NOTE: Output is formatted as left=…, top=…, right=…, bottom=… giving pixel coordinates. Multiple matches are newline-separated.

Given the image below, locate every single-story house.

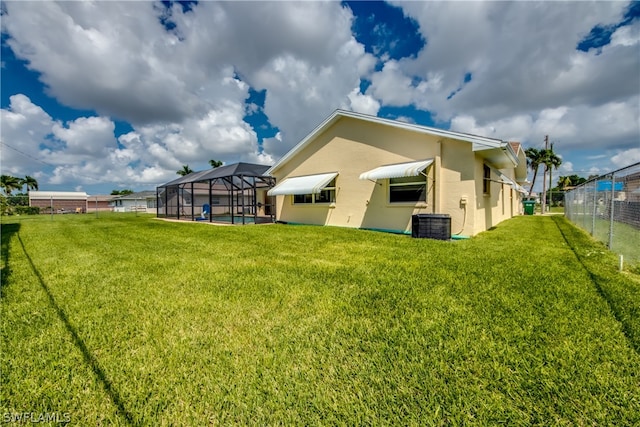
left=267, top=109, right=528, bottom=237
left=29, top=191, right=88, bottom=213
left=86, top=195, right=114, bottom=212
left=110, top=191, right=157, bottom=213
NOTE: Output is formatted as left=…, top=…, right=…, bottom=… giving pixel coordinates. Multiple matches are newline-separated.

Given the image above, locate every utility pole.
left=541, top=135, right=549, bottom=214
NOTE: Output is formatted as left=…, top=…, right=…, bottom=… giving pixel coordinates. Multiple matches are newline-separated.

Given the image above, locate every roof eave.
left=267, top=109, right=507, bottom=175
left=473, top=142, right=518, bottom=169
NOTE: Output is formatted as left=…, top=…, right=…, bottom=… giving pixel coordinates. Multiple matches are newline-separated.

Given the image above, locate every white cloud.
left=51, top=116, right=115, bottom=158
left=344, top=88, right=381, bottom=116
left=450, top=97, right=639, bottom=152
left=559, top=161, right=574, bottom=174
left=611, top=148, right=640, bottom=169
left=0, top=95, right=270, bottom=189
left=380, top=1, right=639, bottom=151
left=368, top=60, right=415, bottom=106
left=610, top=20, right=640, bottom=47
left=0, top=94, right=54, bottom=175
left=2, top=0, right=376, bottom=181
left=450, top=114, right=534, bottom=142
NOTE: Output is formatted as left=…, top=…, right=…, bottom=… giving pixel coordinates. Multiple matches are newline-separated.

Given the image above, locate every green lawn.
left=566, top=214, right=640, bottom=268
left=2, top=213, right=639, bottom=425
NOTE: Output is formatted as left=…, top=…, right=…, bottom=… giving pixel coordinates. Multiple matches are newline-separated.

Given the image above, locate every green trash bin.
left=523, top=200, right=535, bottom=215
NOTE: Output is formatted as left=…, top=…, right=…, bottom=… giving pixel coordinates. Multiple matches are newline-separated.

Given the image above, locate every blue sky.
left=1, top=1, right=639, bottom=195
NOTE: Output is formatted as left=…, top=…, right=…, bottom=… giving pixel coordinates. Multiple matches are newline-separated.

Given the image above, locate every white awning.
left=359, top=159, right=434, bottom=181
left=498, top=172, right=515, bottom=186
left=499, top=172, right=528, bottom=194
left=268, top=172, right=338, bottom=196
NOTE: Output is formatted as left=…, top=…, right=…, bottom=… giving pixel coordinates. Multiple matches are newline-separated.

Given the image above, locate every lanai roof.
left=158, top=162, right=272, bottom=188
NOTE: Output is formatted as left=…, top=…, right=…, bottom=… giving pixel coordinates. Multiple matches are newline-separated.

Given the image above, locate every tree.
left=542, top=144, right=562, bottom=209
left=111, top=189, right=134, bottom=195
left=21, top=175, right=39, bottom=193
left=525, top=148, right=544, bottom=198
left=0, top=175, right=22, bottom=196
left=177, top=165, right=194, bottom=176
left=566, top=174, right=586, bottom=187
left=209, top=159, right=223, bottom=168
left=557, top=176, right=572, bottom=191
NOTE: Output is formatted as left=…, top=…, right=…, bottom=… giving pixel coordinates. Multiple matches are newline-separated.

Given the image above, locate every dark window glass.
left=483, top=165, right=491, bottom=194
left=293, top=194, right=313, bottom=204
left=389, top=176, right=426, bottom=203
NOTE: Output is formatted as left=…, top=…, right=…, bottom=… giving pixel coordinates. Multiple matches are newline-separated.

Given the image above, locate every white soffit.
left=359, top=159, right=434, bottom=181
left=267, top=172, right=338, bottom=196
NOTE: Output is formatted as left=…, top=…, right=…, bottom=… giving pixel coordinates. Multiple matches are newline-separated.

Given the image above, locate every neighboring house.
left=628, top=169, right=640, bottom=203
left=267, top=109, right=528, bottom=237
left=29, top=191, right=88, bottom=213
left=86, top=195, right=114, bottom=212
left=110, top=191, right=157, bottom=213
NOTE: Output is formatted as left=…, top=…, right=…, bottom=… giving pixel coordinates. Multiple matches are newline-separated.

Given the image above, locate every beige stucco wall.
left=272, top=116, right=520, bottom=236
left=472, top=161, right=525, bottom=235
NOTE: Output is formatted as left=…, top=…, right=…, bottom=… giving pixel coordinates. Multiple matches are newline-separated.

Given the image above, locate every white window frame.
left=292, top=178, right=336, bottom=205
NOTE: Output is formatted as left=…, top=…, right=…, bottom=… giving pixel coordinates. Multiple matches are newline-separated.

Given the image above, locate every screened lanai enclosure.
left=157, top=162, right=275, bottom=224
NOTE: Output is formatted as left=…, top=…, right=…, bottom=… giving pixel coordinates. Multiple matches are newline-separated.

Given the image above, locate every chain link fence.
left=1, top=195, right=117, bottom=216
left=564, top=162, right=640, bottom=267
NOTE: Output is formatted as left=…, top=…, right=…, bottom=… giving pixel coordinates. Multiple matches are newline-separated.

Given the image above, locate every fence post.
left=608, top=173, right=615, bottom=249
left=591, top=180, right=597, bottom=236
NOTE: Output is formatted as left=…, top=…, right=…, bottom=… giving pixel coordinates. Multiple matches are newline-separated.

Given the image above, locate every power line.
left=0, top=140, right=102, bottom=182
left=0, top=140, right=161, bottom=191
left=0, top=140, right=56, bottom=168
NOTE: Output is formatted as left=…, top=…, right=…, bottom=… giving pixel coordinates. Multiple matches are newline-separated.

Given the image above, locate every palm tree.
left=209, top=159, right=223, bottom=168
left=557, top=176, right=572, bottom=191
left=21, top=175, right=39, bottom=193
left=177, top=165, right=194, bottom=176
left=525, top=147, right=544, bottom=198
left=543, top=145, right=562, bottom=209
left=0, top=175, right=22, bottom=195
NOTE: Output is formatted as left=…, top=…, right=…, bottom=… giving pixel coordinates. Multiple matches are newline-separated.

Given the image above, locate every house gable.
left=267, top=109, right=518, bottom=175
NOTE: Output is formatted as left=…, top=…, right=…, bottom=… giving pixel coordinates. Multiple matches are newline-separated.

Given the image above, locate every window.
left=147, top=199, right=157, bottom=208
left=181, top=189, right=192, bottom=205
left=483, top=164, right=491, bottom=194
left=293, top=179, right=336, bottom=204
left=389, top=175, right=426, bottom=203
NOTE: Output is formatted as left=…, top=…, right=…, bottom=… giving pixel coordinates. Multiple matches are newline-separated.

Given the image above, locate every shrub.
left=13, top=206, right=40, bottom=215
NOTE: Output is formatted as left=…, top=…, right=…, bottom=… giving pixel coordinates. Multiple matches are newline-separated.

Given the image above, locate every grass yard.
left=1, top=213, right=639, bottom=425
left=571, top=216, right=640, bottom=269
